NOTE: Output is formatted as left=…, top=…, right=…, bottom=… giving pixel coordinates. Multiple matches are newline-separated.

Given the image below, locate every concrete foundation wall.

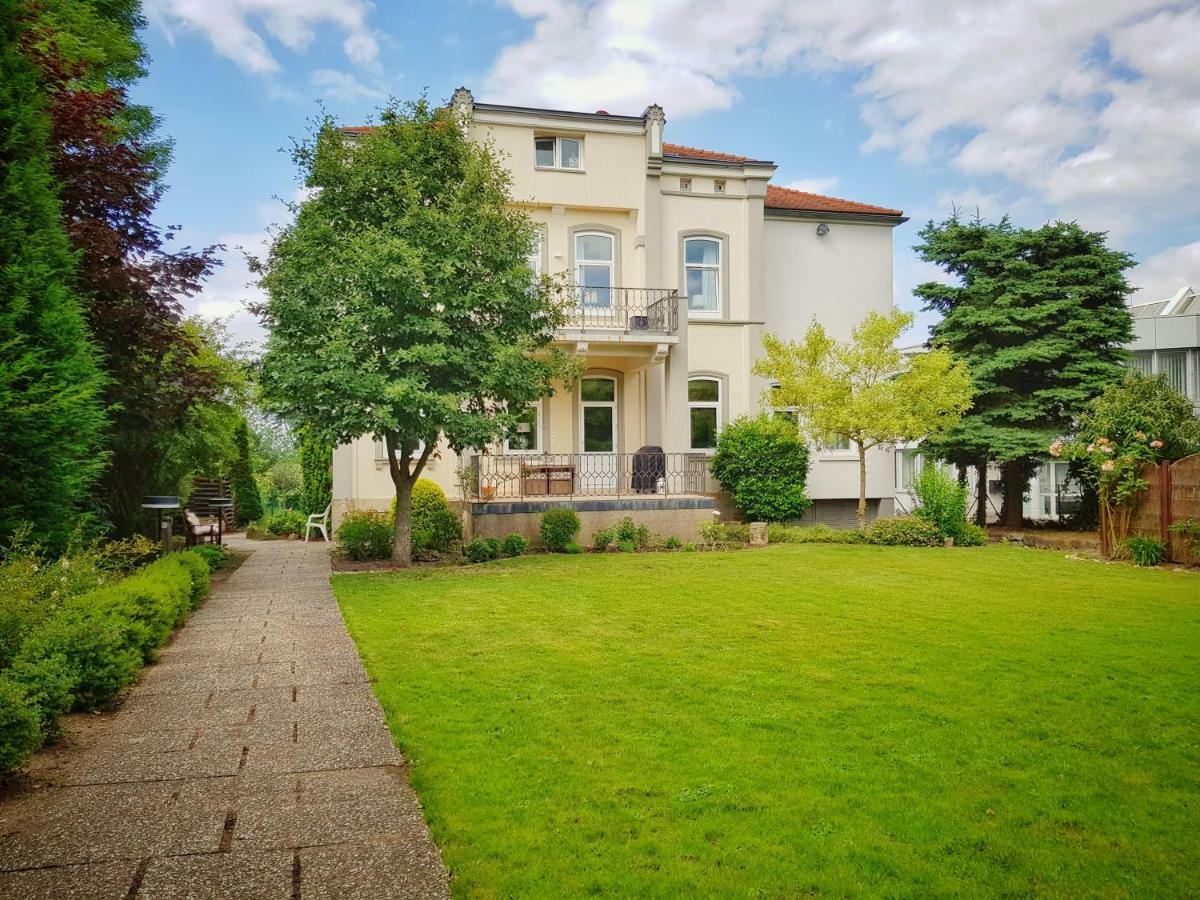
left=468, top=499, right=717, bottom=548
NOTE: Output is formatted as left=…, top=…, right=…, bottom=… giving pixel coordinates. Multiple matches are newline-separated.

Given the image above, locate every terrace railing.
left=558, top=287, right=680, bottom=334
left=468, top=452, right=710, bottom=500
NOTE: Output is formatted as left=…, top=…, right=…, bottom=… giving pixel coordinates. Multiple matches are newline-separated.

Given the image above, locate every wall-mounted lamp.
left=816, top=223, right=830, bottom=236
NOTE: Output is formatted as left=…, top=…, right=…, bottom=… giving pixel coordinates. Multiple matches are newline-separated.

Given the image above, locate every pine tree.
left=914, top=214, right=1135, bottom=526
left=0, top=0, right=108, bottom=549
left=229, top=420, right=262, bottom=526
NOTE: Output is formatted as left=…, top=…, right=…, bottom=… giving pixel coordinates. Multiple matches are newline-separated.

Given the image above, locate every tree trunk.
left=1003, top=459, right=1024, bottom=529
left=857, top=444, right=868, bottom=529
left=391, top=475, right=413, bottom=567
left=974, top=458, right=988, bottom=527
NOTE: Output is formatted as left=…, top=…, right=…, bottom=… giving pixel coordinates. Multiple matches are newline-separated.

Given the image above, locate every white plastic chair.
left=305, top=504, right=331, bottom=543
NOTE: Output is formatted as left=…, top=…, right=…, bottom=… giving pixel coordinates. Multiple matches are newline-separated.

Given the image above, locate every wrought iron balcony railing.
left=468, top=451, right=709, bottom=500
left=557, top=287, right=680, bottom=334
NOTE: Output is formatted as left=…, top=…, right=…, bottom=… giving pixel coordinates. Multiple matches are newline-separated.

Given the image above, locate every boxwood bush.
left=500, top=533, right=528, bottom=557
left=540, top=508, right=581, bottom=552
left=410, top=480, right=461, bottom=555
left=0, top=549, right=213, bottom=776
left=336, top=510, right=393, bottom=561
left=710, top=415, right=812, bottom=522
left=466, top=537, right=501, bottom=563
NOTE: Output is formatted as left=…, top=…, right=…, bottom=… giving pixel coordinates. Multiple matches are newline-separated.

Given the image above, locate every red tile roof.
left=765, top=184, right=902, bottom=217
left=340, top=125, right=375, bottom=134
left=662, top=142, right=752, bottom=163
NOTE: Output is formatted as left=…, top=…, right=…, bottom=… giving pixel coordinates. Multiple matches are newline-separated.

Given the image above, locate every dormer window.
left=535, top=136, right=582, bottom=170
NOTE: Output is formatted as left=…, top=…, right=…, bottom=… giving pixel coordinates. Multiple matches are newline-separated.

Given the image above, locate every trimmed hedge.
left=863, top=516, right=943, bottom=547
left=0, top=548, right=214, bottom=776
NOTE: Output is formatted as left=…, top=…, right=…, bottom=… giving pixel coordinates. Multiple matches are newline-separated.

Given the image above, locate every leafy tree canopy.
left=756, top=308, right=973, bottom=526
left=256, top=97, right=573, bottom=565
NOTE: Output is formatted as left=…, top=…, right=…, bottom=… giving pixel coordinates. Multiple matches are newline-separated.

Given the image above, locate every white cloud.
left=311, top=68, right=385, bottom=101
left=148, top=0, right=378, bottom=75
left=187, top=230, right=272, bottom=347
left=1129, top=241, right=1200, bottom=304
left=785, top=177, right=839, bottom=195
left=483, top=1, right=1200, bottom=234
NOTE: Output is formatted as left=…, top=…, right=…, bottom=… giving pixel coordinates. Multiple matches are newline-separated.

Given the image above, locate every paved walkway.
left=0, top=538, right=450, bottom=899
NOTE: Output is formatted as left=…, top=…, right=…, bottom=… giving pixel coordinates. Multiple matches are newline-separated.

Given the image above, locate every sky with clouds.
left=136, top=0, right=1200, bottom=344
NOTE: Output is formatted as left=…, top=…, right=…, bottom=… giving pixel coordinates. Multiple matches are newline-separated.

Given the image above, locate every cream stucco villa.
left=331, top=88, right=908, bottom=541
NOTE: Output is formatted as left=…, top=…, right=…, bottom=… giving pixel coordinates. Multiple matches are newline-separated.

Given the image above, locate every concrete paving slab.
left=0, top=538, right=449, bottom=898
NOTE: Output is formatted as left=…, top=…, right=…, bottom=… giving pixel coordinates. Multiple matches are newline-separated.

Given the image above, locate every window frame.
left=687, top=376, right=722, bottom=453
left=579, top=376, right=618, bottom=455
left=503, top=402, right=542, bottom=454
left=534, top=135, right=584, bottom=171
left=679, top=177, right=692, bottom=192
left=574, top=230, right=615, bottom=309
left=683, top=235, right=723, bottom=319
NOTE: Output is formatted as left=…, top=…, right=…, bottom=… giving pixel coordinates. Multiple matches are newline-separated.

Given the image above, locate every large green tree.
left=25, top=0, right=219, bottom=534
left=0, top=0, right=108, bottom=549
left=756, top=309, right=974, bottom=527
left=256, top=98, right=572, bottom=566
left=914, top=215, right=1135, bottom=526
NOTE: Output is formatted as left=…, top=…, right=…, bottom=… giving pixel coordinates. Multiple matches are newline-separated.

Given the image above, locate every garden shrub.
left=0, top=551, right=212, bottom=774
left=0, top=677, right=42, bottom=777
left=540, top=508, right=581, bottom=552
left=863, top=516, right=943, bottom=547
left=500, top=533, right=528, bottom=557
left=594, top=518, right=651, bottom=551
left=410, top=480, right=461, bottom=555
left=1126, top=536, right=1166, bottom=567
left=911, top=465, right=977, bottom=544
left=954, top=523, right=989, bottom=547
left=663, top=536, right=683, bottom=550
left=465, top=537, right=501, bottom=563
left=190, top=544, right=228, bottom=572
left=617, top=538, right=636, bottom=553
left=562, top=541, right=583, bottom=555
left=591, top=527, right=615, bottom=551
left=336, top=510, right=393, bottom=561
left=710, top=416, right=812, bottom=522
left=767, top=524, right=865, bottom=544
left=261, top=508, right=307, bottom=537
left=6, top=653, right=74, bottom=733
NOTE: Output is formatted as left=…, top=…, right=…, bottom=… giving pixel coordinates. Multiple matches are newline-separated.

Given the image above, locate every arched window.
left=688, top=377, right=721, bottom=451
left=575, top=232, right=614, bottom=310
left=684, top=236, right=722, bottom=316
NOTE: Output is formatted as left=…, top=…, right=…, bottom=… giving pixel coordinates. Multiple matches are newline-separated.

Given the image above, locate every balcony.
left=468, top=451, right=709, bottom=500
left=557, top=287, right=680, bottom=335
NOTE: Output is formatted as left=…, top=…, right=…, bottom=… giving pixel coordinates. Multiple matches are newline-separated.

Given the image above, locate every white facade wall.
left=332, top=96, right=903, bottom=524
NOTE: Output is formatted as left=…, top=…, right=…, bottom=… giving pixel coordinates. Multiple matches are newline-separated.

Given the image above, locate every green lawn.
left=333, top=545, right=1200, bottom=898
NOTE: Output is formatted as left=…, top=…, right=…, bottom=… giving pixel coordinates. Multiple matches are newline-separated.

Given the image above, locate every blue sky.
left=137, top=1, right=1200, bottom=344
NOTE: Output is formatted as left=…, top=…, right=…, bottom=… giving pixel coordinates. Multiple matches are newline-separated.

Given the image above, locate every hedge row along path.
left=0, top=537, right=450, bottom=899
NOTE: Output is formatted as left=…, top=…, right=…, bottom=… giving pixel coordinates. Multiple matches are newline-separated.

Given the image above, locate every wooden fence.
left=1101, top=453, right=1200, bottom=564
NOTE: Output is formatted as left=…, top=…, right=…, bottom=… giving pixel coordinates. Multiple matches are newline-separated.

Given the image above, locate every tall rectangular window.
left=684, top=236, right=721, bottom=316
left=688, top=377, right=721, bottom=451
left=1130, top=351, right=1153, bottom=376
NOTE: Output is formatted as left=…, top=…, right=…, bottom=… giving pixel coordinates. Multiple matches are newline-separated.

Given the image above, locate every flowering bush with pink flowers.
left=1057, top=372, right=1200, bottom=555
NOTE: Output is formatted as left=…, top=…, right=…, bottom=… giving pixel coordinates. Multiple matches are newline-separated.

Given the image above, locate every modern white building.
left=333, top=89, right=907, bottom=539
left=1128, top=286, right=1200, bottom=413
